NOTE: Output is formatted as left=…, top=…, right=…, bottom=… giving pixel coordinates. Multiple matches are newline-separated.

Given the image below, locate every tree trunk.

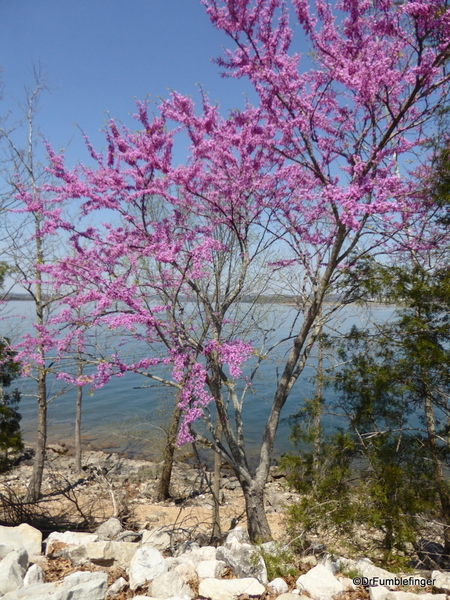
left=424, top=387, right=450, bottom=553
left=312, top=323, right=323, bottom=478
left=26, top=210, right=48, bottom=503
left=208, top=351, right=224, bottom=538
left=155, top=398, right=181, bottom=502
left=212, top=417, right=222, bottom=539
left=249, top=227, right=347, bottom=536
left=241, top=480, right=272, bottom=542
left=74, top=380, right=83, bottom=474
left=26, top=371, right=47, bottom=502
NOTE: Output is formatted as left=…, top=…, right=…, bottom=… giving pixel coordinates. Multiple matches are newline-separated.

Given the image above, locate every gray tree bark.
left=74, top=359, right=83, bottom=475
left=155, top=399, right=182, bottom=502
left=25, top=370, right=47, bottom=502
left=25, top=213, right=47, bottom=503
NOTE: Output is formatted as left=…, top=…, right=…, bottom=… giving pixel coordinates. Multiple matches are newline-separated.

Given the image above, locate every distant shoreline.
left=4, top=296, right=38, bottom=301
left=6, top=293, right=391, bottom=306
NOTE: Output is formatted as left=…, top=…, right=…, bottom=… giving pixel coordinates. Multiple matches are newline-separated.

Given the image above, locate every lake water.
left=3, top=300, right=394, bottom=465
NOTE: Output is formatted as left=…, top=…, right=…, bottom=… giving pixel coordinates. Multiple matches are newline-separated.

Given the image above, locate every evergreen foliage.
left=0, top=339, right=23, bottom=468
left=283, top=261, right=450, bottom=564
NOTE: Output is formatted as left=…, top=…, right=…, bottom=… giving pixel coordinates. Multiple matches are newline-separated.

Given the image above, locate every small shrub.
left=281, top=430, right=435, bottom=565
left=258, top=545, right=300, bottom=580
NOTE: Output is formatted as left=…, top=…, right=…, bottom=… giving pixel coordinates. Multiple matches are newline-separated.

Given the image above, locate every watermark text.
left=352, top=576, right=435, bottom=588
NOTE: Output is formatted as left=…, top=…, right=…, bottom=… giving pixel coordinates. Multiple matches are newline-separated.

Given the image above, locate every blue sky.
left=0, top=1, right=257, bottom=166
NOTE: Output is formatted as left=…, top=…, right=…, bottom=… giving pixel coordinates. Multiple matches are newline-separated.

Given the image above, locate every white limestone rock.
left=0, top=524, right=42, bottom=556
left=62, top=570, right=108, bottom=600
left=93, top=540, right=137, bottom=567
left=198, top=577, right=265, bottom=600
left=196, top=546, right=217, bottom=561
left=224, top=527, right=251, bottom=547
left=396, top=594, right=446, bottom=600
left=174, top=560, right=198, bottom=583
left=64, top=544, right=89, bottom=565
left=0, top=543, right=14, bottom=558
left=106, top=576, right=127, bottom=597
left=1, top=582, right=64, bottom=600
left=259, top=541, right=278, bottom=554
left=216, top=543, right=268, bottom=583
left=324, top=555, right=404, bottom=591
left=0, top=548, right=29, bottom=596
left=23, top=563, right=44, bottom=586
left=354, top=558, right=398, bottom=584
left=28, top=554, right=48, bottom=570
left=296, top=564, right=345, bottom=599
left=150, top=570, right=194, bottom=599
left=57, top=538, right=137, bottom=567
left=95, top=517, right=123, bottom=540
left=165, top=556, right=179, bottom=569
left=300, top=555, right=318, bottom=569
left=174, top=541, right=200, bottom=557
left=63, top=570, right=108, bottom=588
left=196, top=559, right=226, bottom=579
left=169, top=546, right=217, bottom=569
left=74, top=541, right=139, bottom=569
left=141, top=527, right=172, bottom=550
left=73, top=541, right=110, bottom=563
left=320, top=554, right=342, bottom=575
left=338, top=576, right=357, bottom=591
left=432, top=570, right=450, bottom=592
left=268, top=577, right=289, bottom=594
left=369, top=590, right=446, bottom=600
left=129, top=545, right=168, bottom=590
left=369, top=586, right=391, bottom=600
left=45, top=531, right=98, bottom=557
left=61, top=576, right=108, bottom=600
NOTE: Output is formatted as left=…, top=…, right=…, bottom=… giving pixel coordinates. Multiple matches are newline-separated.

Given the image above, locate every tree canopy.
left=10, top=0, right=450, bottom=539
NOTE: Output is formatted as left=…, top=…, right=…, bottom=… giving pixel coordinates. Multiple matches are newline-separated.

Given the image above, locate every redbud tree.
left=27, top=0, right=450, bottom=540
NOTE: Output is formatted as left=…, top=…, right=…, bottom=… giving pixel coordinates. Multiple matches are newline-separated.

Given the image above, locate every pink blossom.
left=14, top=0, right=450, bottom=449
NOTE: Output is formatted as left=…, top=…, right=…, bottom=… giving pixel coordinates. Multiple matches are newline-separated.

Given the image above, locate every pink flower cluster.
left=203, top=339, right=253, bottom=378
left=13, top=0, right=450, bottom=446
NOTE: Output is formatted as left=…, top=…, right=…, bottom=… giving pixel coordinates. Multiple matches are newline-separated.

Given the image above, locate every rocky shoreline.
left=0, top=446, right=292, bottom=536
left=0, top=446, right=449, bottom=600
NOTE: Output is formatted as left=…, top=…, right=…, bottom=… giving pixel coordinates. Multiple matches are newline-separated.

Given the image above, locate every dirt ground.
left=131, top=500, right=287, bottom=540
left=0, top=446, right=291, bottom=541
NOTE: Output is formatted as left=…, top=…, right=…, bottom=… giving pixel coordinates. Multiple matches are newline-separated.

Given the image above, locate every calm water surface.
left=4, top=301, right=394, bottom=464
